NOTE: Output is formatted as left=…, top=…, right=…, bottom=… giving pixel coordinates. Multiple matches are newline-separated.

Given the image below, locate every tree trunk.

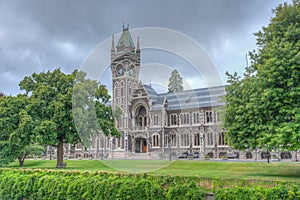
left=18, top=157, right=25, bottom=167
left=56, top=139, right=66, bottom=168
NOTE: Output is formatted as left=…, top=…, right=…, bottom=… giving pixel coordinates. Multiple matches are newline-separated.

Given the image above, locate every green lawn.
left=6, top=159, right=300, bottom=181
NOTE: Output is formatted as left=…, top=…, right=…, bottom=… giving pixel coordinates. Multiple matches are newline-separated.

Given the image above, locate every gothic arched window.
left=136, top=106, right=147, bottom=129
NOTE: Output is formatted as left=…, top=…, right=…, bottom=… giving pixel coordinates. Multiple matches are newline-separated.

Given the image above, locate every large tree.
left=0, top=95, right=44, bottom=166
left=20, top=69, right=119, bottom=168
left=168, top=69, right=184, bottom=92
left=224, top=1, right=300, bottom=157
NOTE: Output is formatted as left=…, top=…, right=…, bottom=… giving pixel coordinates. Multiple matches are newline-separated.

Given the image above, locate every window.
left=152, top=134, right=159, bottom=147
left=216, top=112, right=220, bottom=122
left=180, top=113, right=190, bottom=125
left=170, top=114, right=177, bottom=126
left=193, top=112, right=200, bottom=124
left=218, top=132, right=226, bottom=146
left=136, top=106, right=147, bottom=129
left=194, top=133, right=200, bottom=146
left=76, top=143, right=83, bottom=149
left=207, top=131, right=213, bottom=146
left=206, top=111, right=213, bottom=123
left=117, top=137, right=121, bottom=148
left=153, top=115, right=159, bottom=126
left=164, top=135, right=168, bottom=147
left=180, top=133, right=189, bottom=146
left=171, top=133, right=176, bottom=146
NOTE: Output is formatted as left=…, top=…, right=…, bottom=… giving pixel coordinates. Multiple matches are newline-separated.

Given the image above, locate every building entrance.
left=135, top=138, right=147, bottom=153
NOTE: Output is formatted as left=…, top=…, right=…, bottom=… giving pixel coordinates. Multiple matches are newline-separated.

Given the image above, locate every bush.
left=0, top=169, right=206, bottom=200
left=214, top=185, right=300, bottom=200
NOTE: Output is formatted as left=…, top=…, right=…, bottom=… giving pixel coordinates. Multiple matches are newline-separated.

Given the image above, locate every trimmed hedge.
left=0, top=169, right=206, bottom=200
left=215, top=185, right=300, bottom=200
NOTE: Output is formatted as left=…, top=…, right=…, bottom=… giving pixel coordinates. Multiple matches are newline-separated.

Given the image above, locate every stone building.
left=55, top=26, right=296, bottom=161
left=107, top=26, right=230, bottom=159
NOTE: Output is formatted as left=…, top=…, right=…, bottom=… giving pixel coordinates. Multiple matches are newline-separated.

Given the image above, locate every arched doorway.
left=246, top=152, right=252, bottom=159
left=281, top=152, right=292, bottom=159
left=135, top=138, right=147, bottom=153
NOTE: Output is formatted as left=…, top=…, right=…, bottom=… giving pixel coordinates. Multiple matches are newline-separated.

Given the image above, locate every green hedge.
left=0, top=169, right=206, bottom=200
left=214, top=185, right=300, bottom=200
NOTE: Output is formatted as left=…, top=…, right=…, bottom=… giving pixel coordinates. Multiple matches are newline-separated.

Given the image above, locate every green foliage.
left=0, top=94, right=43, bottom=166
left=19, top=69, right=79, bottom=167
left=72, top=71, right=120, bottom=148
left=0, top=169, right=207, bottom=200
left=168, top=69, right=184, bottom=93
left=224, top=1, right=300, bottom=151
left=19, top=69, right=119, bottom=167
left=215, top=185, right=300, bottom=200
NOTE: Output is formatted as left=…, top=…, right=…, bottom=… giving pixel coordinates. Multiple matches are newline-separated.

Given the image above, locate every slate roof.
left=116, top=28, right=135, bottom=52
left=143, top=85, right=226, bottom=111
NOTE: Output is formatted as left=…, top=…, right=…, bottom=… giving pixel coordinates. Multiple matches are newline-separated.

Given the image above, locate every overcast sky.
left=0, top=0, right=291, bottom=95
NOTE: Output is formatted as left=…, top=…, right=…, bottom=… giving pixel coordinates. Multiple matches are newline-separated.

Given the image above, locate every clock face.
left=129, top=68, right=135, bottom=76
left=117, top=67, right=123, bottom=76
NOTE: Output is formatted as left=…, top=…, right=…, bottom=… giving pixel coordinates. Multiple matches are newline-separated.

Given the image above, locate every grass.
left=154, top=160, right=300, bottom=181
left=5, top=159, right=300, bottom=181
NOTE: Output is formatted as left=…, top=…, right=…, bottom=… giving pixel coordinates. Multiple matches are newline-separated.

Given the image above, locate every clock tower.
left=111, top=26, right=140, bottom=143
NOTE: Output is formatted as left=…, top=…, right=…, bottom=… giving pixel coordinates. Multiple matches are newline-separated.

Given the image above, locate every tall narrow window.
left=206, top=111, right=213, bottom=123
left=194, top=133, right=200, bottom=146
left=171, top=133, right=176, bottom=146
left=170, top=114, right=177, bottom=125
left=152, top=134, right=159, bottom=147
left=207, top=132, right=213, bottom=145
left=218, top=132, right=226, bottom=145
left=181, top=133, right=189, bottom=146
left=153, top=115, right=159, bottom=126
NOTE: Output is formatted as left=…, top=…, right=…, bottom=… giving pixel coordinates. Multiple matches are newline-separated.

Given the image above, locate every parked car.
left=227, top=153, right=238, bottom=159
left=193, top=152, right=199, bottom=158
left=178, top=152, right=188, bottom=159
left=187, top=153, right=194, bottom=159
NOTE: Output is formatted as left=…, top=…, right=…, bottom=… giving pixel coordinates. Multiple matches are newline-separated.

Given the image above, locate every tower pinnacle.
left=111, top=34, right=115, bottom=52
left=136, top=37, right=140, bottom=54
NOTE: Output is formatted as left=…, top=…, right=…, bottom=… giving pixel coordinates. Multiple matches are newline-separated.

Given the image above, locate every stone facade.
left=107, top=27, right=231, bottom=159
left=50, top=27, right=297, bottom=161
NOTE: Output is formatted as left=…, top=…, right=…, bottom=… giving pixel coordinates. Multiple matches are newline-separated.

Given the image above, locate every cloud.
left=0, top=0, right=291, bottom=95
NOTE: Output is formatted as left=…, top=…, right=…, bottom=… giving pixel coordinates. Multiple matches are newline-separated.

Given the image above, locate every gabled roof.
left=143, top=85, right=165, bottom=110
left=116, top=28, right=135, bottom=52
left=143, top=85, right=225, bottom=111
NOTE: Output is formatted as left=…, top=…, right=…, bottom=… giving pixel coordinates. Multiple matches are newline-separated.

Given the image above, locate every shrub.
left=214, top=185, right=300, bottom=200
left=0, top=169, right=206, bottom=200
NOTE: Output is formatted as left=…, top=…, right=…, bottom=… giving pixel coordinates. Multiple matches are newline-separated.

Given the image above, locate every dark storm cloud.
left=0, top=0, right=290, bottom=95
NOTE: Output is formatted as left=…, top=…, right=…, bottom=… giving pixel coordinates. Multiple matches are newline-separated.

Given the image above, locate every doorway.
left=135, top=138, right=147, bottom=153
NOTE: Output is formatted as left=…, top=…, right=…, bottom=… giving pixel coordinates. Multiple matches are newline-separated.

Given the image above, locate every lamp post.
left=124, top=131, right=128, bottom=152
left=200, top=132, right=205, bottom=159
left=166, top=132, right=171, bottom=162
left=49, top=146, right=52, bottom=160
left=265, top=144, right=270, bottom=163
left=110, top=137, right=113, bottom=159
left=214, top=143, right=218, bottom=159
left=214, top=131, right=218, bottom=159
left=160, top=127, right=164, bottom=160
left=96, top=137, right=99, bottom=159
left=169, top=133, right=171, bottom=162
left=101, top=137, right=104, bottom=160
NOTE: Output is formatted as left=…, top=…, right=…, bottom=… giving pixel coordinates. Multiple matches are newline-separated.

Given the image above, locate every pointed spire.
left=111, top=34, right=115, bottom=53
left=136, top=37, right=140, bottom=53
left=116, top=25, right=135, bottom=52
